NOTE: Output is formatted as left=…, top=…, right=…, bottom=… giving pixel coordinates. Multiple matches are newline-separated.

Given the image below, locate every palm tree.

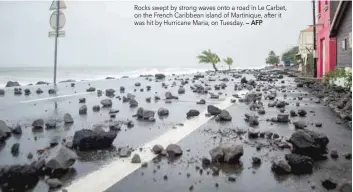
left=223, top=57, right=233, bottom=71
left=197, top=49, right=220, bottom=72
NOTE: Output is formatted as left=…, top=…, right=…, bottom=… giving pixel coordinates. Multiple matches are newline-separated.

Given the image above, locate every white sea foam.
left=0, top=67, right=210, bottom=87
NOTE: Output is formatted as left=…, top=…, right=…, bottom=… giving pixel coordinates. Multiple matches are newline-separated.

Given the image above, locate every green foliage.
left=265, top=50, right=279, bottom=65
left=223, top=57, right=233, bottom=70
left=281, top=46, right=299, bottom=65
left=347, top=71, right=352, bottom=88
left=197, top=49, right=220, bottom=71
left=324, top=68, right=352, bottom=88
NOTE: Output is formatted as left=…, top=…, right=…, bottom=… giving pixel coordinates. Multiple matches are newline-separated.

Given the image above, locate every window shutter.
left=342, top=40, right=346, bottom=50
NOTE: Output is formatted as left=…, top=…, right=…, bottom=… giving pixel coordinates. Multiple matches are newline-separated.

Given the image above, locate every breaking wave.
left=0, top=67, right=209, bottom=87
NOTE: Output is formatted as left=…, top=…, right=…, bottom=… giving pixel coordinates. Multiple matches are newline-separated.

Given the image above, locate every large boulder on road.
left=244, top=113, right=259, bottom=126
left=143, top=110, right=155, bottom=120
left=222, top=144, right=244, bottom=163
left=86, top=87, right=96, bottom=92
left=241, top=77, right=248, bottom=84
left=158, top=108, right=169, bottom=116
left=166, top=144, right=182, bottom=156
left=101, top=99, right=112, bottom=107
left=45, top=147, right=77, bottom=170
left=277, top=113, right=289, bottom=123
left=271, top=159, right=291, bottom=174
left=245, top=92, right=260, bottom=103
left=218, top=110, right=232, bottom=121
left=178, top=87, right=185, bottom=94
left=79, top=105, right=87, bottom=115
left=209, top=144, right=243, bottom=164
left=289, top=129, right=329, bottom=158
left=209, top=147, right=224, bottom=162
left=293, top=121, right=306, bottom=129
left=0, top=164, right=39, bottom=191
left=207, top=105, right=221, bottom=115
left=136, top=107, right=155, bottom=120
left=186, top=109, right=200, bottom=118
left=0, top=120, right=11, bottom=142
left=32, top=119, right=44, bottom=128
left=152, top=144, right=164, bottom=154
left=285, top=153, right=313, bottom=175
left=165, top=91, right=178, bottom=99
left=105, top=89, right=115, bottom=97
left=276, top=101, right=286, bottom=108
left=63, top=113, right=74, bottom=124
left=129, top=98, right=138, bottom=108
left=73, top=129, right=117, bottom=150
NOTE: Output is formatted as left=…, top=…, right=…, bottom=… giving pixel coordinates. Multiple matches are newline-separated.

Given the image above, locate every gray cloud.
left=0, top=1, right=312, bottom=69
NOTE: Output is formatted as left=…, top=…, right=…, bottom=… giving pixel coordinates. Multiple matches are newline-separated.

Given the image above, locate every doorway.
left=321, top=39, right=326, bottom=76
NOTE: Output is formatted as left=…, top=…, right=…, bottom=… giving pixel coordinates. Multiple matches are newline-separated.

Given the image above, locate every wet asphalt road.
left=106, top=76, right=352, bottom=192
left=0, top=72, right=351, bottom=192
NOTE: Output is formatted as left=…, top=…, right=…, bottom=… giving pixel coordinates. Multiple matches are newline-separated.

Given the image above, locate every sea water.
left=0, top=66, right=210, bottom=87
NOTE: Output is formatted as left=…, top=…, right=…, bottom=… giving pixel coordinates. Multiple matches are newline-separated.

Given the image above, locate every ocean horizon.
left=0, top=66, right=209, bottom=87
left=0, top=65, right=267, bottom=88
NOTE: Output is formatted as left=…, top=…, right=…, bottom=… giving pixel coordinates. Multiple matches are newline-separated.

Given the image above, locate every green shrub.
left=324, top=68, right=352, bottom=88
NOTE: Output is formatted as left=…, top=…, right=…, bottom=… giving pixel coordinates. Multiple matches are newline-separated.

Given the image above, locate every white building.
left=297, top=27, right=314, bottom=72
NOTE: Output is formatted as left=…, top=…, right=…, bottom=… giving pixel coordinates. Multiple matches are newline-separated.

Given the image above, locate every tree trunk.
left=229, top=65, right=231, bottom=71
left=212, top=63, right=218, bottom=72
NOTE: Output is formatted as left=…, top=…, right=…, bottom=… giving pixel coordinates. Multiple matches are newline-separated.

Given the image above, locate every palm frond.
left=197, top=49, right=219, bottom=65
left=223, top=57, right=233, bottom=65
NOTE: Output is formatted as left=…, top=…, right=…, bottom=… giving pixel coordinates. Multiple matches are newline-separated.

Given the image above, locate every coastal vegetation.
left=265, top=50, right=280, bottom=66
left=197, top=49, right=220, bottom=71
left=223, top=57, right=233, bottom=71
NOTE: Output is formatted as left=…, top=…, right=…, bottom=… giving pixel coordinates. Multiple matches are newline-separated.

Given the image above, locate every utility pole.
left=49, top=0, right=66, bottom=85
left=312, top=0, right=317, bottom=78
left=53, top=0, right=59, bottom=85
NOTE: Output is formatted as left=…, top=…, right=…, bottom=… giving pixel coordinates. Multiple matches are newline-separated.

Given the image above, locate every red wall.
left=316, top=0, right=337, bottom=77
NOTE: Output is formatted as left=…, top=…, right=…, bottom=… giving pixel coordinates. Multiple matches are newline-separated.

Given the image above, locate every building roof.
left=298, top=26, right=313, bottom=42
left=329, top=0, right=351, bottom=37
left=301, top=26, right=314, bottom=32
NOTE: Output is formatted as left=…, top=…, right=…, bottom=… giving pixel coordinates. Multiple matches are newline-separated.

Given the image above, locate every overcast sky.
left=0, top=1, right=312, bottom=69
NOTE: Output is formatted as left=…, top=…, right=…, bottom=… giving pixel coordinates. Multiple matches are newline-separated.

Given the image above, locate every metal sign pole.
left=53, top=0, right=59, bottom=86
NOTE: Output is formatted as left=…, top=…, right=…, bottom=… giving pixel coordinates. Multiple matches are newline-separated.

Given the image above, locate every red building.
left=315, top=0, right=339, bottom=77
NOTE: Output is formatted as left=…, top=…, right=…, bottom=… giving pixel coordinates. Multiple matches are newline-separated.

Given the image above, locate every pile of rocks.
left=295, top=78, right=352, bottom=126
left=191, top=84, right=208, bottom=94
left=0, top=147, right=77, bottom=191
left=209, top=144, right=244, bottom=163
left=136, top=107, right=156, bottom=122
left=272, top=129, right=329, bottom=175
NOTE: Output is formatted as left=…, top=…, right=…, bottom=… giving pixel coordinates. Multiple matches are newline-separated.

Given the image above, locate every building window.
left=306, top=35, right=313, bottom=44
left=342, top=39, right=348, bottom=50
